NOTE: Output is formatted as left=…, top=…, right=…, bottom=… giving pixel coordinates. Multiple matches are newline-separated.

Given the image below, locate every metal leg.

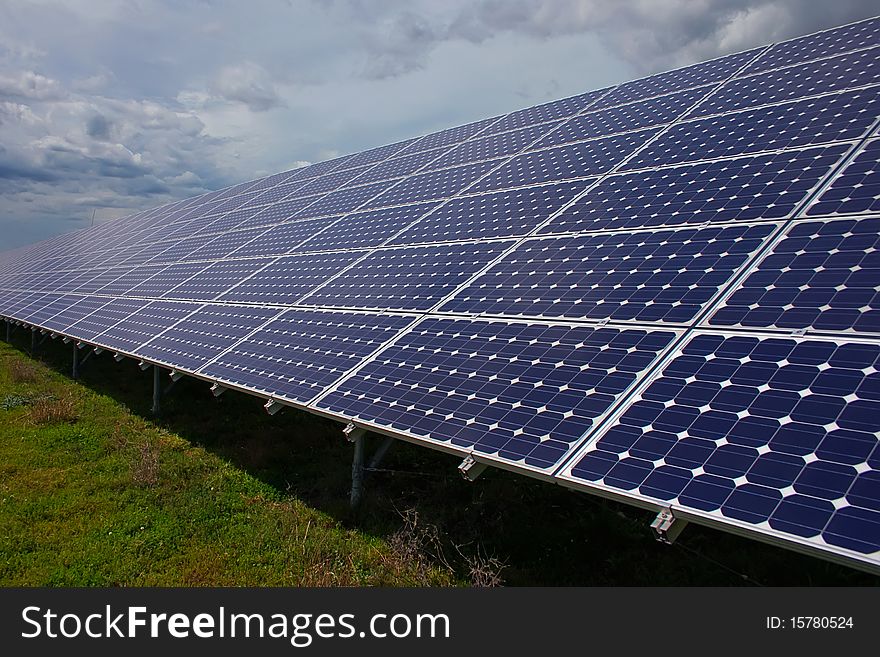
left=350, top=431, right=366, bottom=509
left=4, top=321, right=9, bottom=343
left=30, top=329, right=37, bottom=356
left=151, top=365, right=162, bottom=416
left=72, top=343, right=79, bottom=380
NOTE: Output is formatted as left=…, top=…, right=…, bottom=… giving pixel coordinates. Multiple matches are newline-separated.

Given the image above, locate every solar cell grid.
left=292, top=180, right=396, bottom=219
left=65, top=297, right=150, bottom=341
left=299, top=241, right=512, bottom=311
left=94, top=264, right=166, bottom=296
left=340, top=137, right=419, bottom=168
left=217, top=251, right=366, bottom=305
left=35, top=296, right=109, bottom=333
left=363, top=159, right=502, bottom=208
left=126, top=262, right=211, bottom=298
left=297, top=202, right=440, bottom=253
left=201, top=309, right=416, bottom=404
left=428, top=122, right=563, bottom=170
left=134, top=304, right=281, bottom=372
left=345, top=147, right=450, bottom=186
left=626, top=88, right=880, bottom=170
left=807, top=139, right=880, bottom=216
left=161, top=258, right=272, bottom=301
left=402, top=116, right=501, bottom=153
left=388, top=181, right=590, bottom=246
left=692, top=47, right=880, bottom=117
left=710, top=217, right=880, bottom=333
left=563, top=333, right=880, bottom=557
left=317, top=318, right=677, bottom=471
left=745, top=17, right=880, bottom=74
left=243, top=195, right=326, bottom=228
left=482, top=89, right=610, bottom=135
left=94, top=300, right=199, bottom=353
left=442, top=223, right=775, bottom=323
left=537, top=86, right=710, bottom=148
left=230, top=216, right=342, bottom=258
left=540, top=145, right=849, bottom=234
left=594, top=48, right=761, bottom=109
left=183, top=226, right=269, bottom=261
left=72, top=266, right=135, bottom=295
left=19, top=293, right=81, bottom=325
left=471, top=129, right=658, bottom=193
left=293, top=164, right=375, bottom=196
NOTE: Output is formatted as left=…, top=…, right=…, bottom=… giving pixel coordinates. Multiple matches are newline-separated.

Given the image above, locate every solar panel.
left=691, top=47, right=880, bottom=117
left=709, top=217, right=880, bottom=333
left=316, top=319, right=677, bottom=472
left=2, top=16, right=879, bottom=573
left=471, top=129, right=658, bottom=192
left=200, top=309, right=417, bottom=404
left=806, top=139, right=880, bottom=216
left=441, top=223, right=776, bottom=322
left=539, top=145, right=849, bottom=234
left=559, top=332, right=880, bottom=559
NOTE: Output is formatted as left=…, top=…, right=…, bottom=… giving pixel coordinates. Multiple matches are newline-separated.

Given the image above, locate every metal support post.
left=151, top=365, right=162, bottom=416
left=72, top=342, right=79, bottom=380
left=350, top=430, right=366, bottom=509
left=30, top=329, right=37, bottom=356
left=5, top=320, right=10, bottom=342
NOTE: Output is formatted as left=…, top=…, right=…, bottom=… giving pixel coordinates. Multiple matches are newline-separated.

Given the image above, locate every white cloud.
left=210, top=62, right=285, bottom=112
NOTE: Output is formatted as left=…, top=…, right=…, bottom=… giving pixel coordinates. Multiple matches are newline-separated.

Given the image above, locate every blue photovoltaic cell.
left=210, top=189, right=266, bottom=215
left=165, top=258, right=274, bottom=301
left=65, top=297, right=150, bottom=341
left=566, top=333, right=880, bottom=556
left=299, top=241, right=512, bottom=311
left=53, top=270, right=102, bottom=294
left=94, top=265, right=165, bottom=296
left=405, top=116, right=501, bottom=152
left=72, top=266, right=135, bottom=294
left=594, top=49, right=761, bottom=109
left=298, top=203, right=440, bottom=253
left=471, top=129, right=658, bottom=193
left=693, top=48, right=880, bottom=117
left=807, top=139, right=880, bottom=216
left=429, top=122, right=562, bottom=169
left=134, top=304, right=280, bottom=372
left=293, top=164, right=374, bottom=196
left=537, top=86, right=710, bottom=148
left=217, top=251, right=366, bottom=305
left=626, top=88, right=880, bottom=169
left=340, top=138, right=419, bottom=168
left=9, top=292, right=53, bottom=320
left=363, top=160, right=501, bottom=209
left=126, top=262, right=210, bottom=298
left=118, top=239, right=180, bottom=266
left=242, top=195, right=325, bottom=229
left=19, top=293, right=82, bottom=325
left=540, top=145, right=849, bottom=234
left=388, top=181, right=589, bottom=246
left=201, top=309, right=416, bottom=404
left=440, top=225, right=773, bottom=322
left=94, top=300, right=198, bottom=353
left=236, top=168, right=302, bottom=193
left=230, top=216, right=341, bottom=258
left=37, top=296, right=110, bottom=333
left=148, top=235, right=211, bottom=265
left=200, top=206, right=271, bottom=235
left=182, top=227, right=268, bottom=261
left=442, top=224, right=774, bottom=322
left=745, top=17, right=880, bottom=74
left=347, top=147, right=449, bottom=186
left=293, top=181, right=395, bottom=219
left=710, top=217, right=880, bottom=333
left=482, top=89, right=608, bottom=135
left=317, top=319, right=676, bottom=471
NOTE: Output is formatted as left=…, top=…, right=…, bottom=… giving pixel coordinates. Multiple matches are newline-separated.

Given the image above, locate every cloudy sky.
left=0, top=0, right=877, bottom=250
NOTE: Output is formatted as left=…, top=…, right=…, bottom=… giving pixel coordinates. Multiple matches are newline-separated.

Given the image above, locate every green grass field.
left=0, top=331, right=876, bottom=586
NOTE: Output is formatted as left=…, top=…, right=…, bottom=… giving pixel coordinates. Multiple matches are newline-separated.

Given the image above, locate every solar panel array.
left=2, top=17, right=879, bottom=572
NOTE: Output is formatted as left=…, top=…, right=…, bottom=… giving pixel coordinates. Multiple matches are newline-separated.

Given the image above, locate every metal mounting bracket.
left=210, top=382, right=226, bottom=398
left=458, top=454, right=488, bottom=481
left=62, top=336, right=71, bottom=344
left=113, top=353, right=125, bottom=362
left=138, top=360, right=150, bottom=371
left=264, top=399, right=283, bottom=415
left=169, top=370, right=184, bottom=382
left=343, top=422, right=366, bottom=443
left=93, top=347, right=104, bottom=355
left=651, top=507, right=688, bottom=544
left=790, top=328, right=807, bottom=337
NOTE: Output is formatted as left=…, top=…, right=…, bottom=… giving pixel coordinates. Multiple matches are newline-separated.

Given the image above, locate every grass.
left=0, top=332, right=877, bottom=586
